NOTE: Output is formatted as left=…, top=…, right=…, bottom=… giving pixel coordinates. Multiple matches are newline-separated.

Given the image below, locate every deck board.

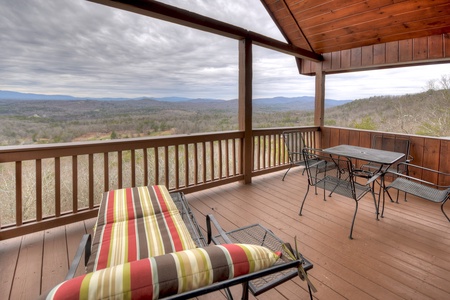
left=1, top=168, right=449, bottom=299
left=10, top=231, right=44, bottom=299
left=0, top=236, right=21, bottom=300
left=41, top=226, right=68, bottom=294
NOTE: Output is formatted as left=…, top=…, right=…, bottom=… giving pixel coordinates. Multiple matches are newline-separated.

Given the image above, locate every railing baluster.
left=164, top=146, right=169, bottom=187
left=72, top=155, right=78, bottom=213
left=155, top=147, right=159, bottom=185
left=185, top=144, right=189, bottom=187
left=15, top=161, right=22, bottom=226
left=226, top=139, right=230, bottom=177
left=144, top=148, right=149, bottom=186
left=260, top=135, right=263, bottom=169
left=131, top=149, right=136, bottom=187
left=218, top=140, right=223, bottom=179
left=104, top=152, right=109, bottom=192
left=118, top=151, right=123, bottom=189
left=210, top=141, right=214, bottom=181
left=89, top=154, right=94, bottom=209
left=55, top=157, right=61, bottom=217
left=275, top=134, right=278, bottom=166
left=254, top=136, right=259, bottom=170
left=36, top=159, right=42, bottom=221
left=232, top=138, right=236, bottom=175
left=202, top=142, right=206, bottom=183
left=264, top=135, right=268, bottom=168
left=175, top=144, right=179, bottom=189
left=238, top=138, right=243, bottom=174
left=194, top=143, right=198, bottom=184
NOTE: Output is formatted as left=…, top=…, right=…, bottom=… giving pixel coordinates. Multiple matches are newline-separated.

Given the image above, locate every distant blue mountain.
left=0, top=90, right=351, bottom=109
left=251, top=96, right=351, bottom=110
left=154, top=96, right=225, bottom=103
left=0, top=90, right=134, bottom=101
left=0, top=90, right=79, bottom=101
left=154, top=96, right=193, bottom=102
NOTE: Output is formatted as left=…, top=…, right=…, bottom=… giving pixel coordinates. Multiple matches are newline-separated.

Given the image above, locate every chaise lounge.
left=41, top=185, right=314, bottom=299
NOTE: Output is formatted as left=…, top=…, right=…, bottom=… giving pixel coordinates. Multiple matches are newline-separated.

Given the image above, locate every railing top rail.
left=253, top=126, right=320, bottom=135
left=0, top=131, right=245, bottom=162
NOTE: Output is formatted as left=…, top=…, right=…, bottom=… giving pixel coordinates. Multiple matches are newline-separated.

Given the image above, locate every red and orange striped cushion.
left=87, top=185, right=197, bottom=272
left=46, top=244, right=280, bottom=300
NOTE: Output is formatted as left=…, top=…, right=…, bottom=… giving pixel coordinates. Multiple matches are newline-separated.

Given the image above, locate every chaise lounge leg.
left=241, top=282, right=249, bottom=300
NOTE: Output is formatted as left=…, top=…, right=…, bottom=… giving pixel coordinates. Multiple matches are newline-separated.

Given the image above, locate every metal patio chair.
left=281, top=130, right=313, bottom=180
left=300, top=148, right=381, bottom=239
left=358, top=134, right=413, bottom=176
left=384, top=163, right=450, bottom=221
left=357, top=134, right=413, bottom=202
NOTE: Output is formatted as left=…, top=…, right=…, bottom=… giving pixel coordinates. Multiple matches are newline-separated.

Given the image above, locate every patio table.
left=322, top=145, right=405, bottom=167
left=322, top=144, right=405, bottom=215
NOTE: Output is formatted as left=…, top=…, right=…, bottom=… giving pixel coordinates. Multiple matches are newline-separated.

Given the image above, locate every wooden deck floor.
left=1, top=168, right=449, bottom=300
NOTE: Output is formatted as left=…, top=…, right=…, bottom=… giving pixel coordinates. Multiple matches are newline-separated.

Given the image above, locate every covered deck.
left=2, top=168, right=449, bottom=300
left=1, top=1, right=450, bottom=299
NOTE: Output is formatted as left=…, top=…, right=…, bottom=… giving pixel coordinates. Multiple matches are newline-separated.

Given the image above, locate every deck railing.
left=3, top=126, right=447, bottom=239
left=252, top=127, right=319, bottom=175
left=321, top=127, right=450, bottom=184
left=0, top=127, right=320, bottom=239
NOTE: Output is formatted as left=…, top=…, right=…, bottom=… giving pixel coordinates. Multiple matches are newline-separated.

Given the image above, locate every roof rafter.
left=87, top=0, right=323, bottom=62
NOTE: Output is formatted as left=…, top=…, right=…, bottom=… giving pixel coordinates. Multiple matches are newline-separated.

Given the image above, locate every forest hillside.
left=325, top=87, right=449, bottom=137
left=0, top=85, right=448, bottom=146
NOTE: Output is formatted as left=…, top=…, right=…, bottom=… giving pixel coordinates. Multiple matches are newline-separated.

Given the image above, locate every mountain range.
left=0, top=90, right=351, bottom=110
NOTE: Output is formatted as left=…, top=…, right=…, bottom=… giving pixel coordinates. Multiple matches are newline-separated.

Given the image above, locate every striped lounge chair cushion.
left=46, top=244, right=280, bottom=300
left=87, top=185, right=197, bottom=272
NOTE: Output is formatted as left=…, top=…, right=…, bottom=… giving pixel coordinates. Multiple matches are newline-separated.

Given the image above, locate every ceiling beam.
left=87, top=0, right=323, bottom=62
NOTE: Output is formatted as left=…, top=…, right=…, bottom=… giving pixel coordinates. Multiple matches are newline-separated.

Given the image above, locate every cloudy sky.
left=1, top=0, right=448, bottom=101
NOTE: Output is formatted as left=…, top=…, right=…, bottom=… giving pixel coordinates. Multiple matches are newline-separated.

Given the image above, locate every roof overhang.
left=261, top=0, right=450, bottom=74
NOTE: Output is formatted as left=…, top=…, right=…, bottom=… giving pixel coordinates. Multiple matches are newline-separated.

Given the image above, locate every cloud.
left=326, top=64, right=449, bottom=100
left=0, top=0, right=448, bottom=100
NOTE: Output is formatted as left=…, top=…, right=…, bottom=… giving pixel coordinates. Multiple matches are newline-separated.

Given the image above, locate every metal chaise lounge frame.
left=42, top=185, right=313, bottom=300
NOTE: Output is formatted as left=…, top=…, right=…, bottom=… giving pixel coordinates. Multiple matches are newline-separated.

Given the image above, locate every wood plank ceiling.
left=261, top=0, right=450, bottom=73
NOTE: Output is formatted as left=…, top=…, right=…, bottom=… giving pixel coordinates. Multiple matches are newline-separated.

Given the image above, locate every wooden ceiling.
left=261, top=0, right=450, bottom=54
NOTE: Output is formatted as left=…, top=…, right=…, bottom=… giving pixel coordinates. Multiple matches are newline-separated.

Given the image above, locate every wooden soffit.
left=261, top=0, right=450, bottom=74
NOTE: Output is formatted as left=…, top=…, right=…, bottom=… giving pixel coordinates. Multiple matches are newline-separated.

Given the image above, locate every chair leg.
left=441, top=201, right=450, bottom=222
left=372, top=182, right=379, bottom=217
left=384, top=189, right=398, bottom=218
left=370, top=189, right=379, bottom=220
left=299, top=185, right=310, bottom=216
left=349, top=200, right=359, bottom=239
left=282, top=164, right=292, bottom=181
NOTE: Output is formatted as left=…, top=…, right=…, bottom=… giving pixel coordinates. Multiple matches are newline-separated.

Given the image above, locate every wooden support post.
left=238, top=38, right=253, bottom=184
left=314, top=62, right=325, bottom=148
